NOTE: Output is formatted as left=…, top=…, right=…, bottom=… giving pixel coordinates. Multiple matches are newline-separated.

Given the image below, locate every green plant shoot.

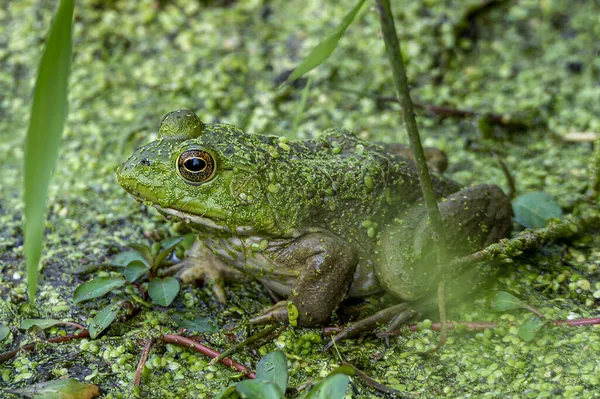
left=23, top=0, right=74, bottom=304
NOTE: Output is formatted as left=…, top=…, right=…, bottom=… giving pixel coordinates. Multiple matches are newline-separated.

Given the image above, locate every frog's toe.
left=249, top=301, right=289, bottom=325
left=161, top=259, right=228, bottom=303
left=324, top=303, right=410, bottom=351
left=159, top=240, right=243, bottom=304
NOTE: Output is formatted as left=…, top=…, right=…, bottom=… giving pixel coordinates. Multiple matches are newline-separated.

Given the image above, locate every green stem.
left=375, top=0, right=450, bottom=336
left=374, top=0, right=446, bottom=251
left=292, top=77, right=312, bottom=136
left=448, top=216, right=600, bottom=278
left=209, top=324, right=281, bottom=365
left=590, top=136, right=600, bottom=193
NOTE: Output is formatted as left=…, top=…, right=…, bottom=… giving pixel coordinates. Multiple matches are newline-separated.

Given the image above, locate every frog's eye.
left=177, top=150, right=216, bottom=184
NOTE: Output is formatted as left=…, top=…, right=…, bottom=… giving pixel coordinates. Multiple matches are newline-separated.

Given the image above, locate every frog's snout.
left=116, top=153, right=146, bottom=194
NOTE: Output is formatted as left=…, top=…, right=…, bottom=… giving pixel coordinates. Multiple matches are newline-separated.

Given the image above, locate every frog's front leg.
left=161, top=240, right=243, bottom=303
left=250, top=233, right=358, bottom=327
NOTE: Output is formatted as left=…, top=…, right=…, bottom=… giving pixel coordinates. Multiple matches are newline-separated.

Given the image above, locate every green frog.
left=117, top=110, right=512, bottom=327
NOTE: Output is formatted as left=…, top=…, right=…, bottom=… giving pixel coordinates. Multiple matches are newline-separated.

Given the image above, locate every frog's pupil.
left=185, top=157, right=206, bottom=172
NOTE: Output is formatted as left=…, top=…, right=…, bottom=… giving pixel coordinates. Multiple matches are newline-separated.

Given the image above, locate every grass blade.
left=291, top=77, right=312, bottom=135
left=286, top=0, right=366, bottom=84
left=24, top=0, right=74, bottom=304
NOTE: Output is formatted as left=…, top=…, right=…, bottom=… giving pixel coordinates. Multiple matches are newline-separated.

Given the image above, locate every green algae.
left=1, top=0, right=600, bottom=398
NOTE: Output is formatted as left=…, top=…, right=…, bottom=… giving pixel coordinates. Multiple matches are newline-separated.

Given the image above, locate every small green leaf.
left=23, top=0, right=74, bottom=305
left=305, top=373, right=350, bottom=399
left=236, top=380, right=283, bottom=399
left=89, top=302, right=121, bottom=339
left=160, top=236, right=184, bottom=252
left=73, top=277, right=126, bottom=304
left=215, top=384, right=240, bottom=399
left=0, top=324, right=9, bottom=341
left=180, top=233, right=196, bottom=251
left=170, top=313, right=219, bottom=333
left=109, top=250, right=149, bottom=268
left=512, top=191, right=562, bottom=228
left=128, top=243, right=152, bottom=263
left=123, top=260, right=149, bottom=282
left=518, top=316, right=543, bottom=342
left=7, top=378, right=100, bottom=398
left=154, top=236, right=184, bottom=266
left=151, top=242, right=161, bottom=259
left=490, top=291, right=524, bottom=312
left=286, top=0, right=366, bottom=84
left=148, top=277, right=180, bottom=306
left=20, top=319, right=62, bottom=330
left=255, top=350, right=288, bottom=394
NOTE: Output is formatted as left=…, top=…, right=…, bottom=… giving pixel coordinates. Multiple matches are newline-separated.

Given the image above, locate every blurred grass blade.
left=24, top=0, right=74, bottom=304
left=286, top=0, right=366, bottom=84
left=291, top=77, right=312, bottom=135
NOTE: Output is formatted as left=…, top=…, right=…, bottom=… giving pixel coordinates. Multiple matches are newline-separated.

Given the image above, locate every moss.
left=1, top=0, right=599, bottom=398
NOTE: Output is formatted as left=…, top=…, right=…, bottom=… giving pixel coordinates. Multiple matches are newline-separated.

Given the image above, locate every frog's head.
left=117, top=109, right=287, bottom=236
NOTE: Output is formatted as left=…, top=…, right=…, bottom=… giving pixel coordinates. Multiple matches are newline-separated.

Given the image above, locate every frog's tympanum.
left=117, top=110, right=512, bottom=327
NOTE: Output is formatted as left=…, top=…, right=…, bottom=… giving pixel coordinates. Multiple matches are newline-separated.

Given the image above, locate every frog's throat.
left=154, top=205, right=258, bottom=236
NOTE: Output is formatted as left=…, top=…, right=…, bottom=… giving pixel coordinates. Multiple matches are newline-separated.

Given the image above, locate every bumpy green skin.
left=118, top=110, right=512, bottom=326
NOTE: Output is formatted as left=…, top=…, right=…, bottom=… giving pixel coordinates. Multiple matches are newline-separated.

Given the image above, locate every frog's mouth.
left=154, top=205, right=260, bottom=236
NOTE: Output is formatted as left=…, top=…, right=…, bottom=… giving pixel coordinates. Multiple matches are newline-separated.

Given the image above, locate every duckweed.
left=1, top=0, right=599, bottom=398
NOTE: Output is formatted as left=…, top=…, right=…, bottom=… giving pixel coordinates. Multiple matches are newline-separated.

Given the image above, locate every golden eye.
left=177, top=150, right=216, bottom=184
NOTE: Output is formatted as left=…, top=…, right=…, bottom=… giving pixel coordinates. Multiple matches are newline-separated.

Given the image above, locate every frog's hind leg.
left=161, top=240, right=244, bottom=304
left=327, top=185, right=512, bottom=346
left=378, top=183, right=513, bottom=302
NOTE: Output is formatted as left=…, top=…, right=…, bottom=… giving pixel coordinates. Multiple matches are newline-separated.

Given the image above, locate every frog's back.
left=271, top=128, right=457, bottom=238
left=258, top=129, right=419, bottom=239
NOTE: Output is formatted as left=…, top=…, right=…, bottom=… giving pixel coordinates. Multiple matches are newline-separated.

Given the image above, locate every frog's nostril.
left=141, top=158, right=151, bottom=166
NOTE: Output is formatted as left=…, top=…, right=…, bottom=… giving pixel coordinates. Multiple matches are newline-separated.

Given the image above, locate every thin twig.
left=342, top=362, right=409, bottom=397
left=335, top=84, right=537, bottom=130
left=134, top=337, right=155, bottom=387
left=590, top=136, right=600, bottom=193
left=563, top=132, right=599, bottom=142
left=1, top=303, right=139, bottom=363
left=552, top=317, right=600, bottom=327
left=491, top=151, right=516, bottom=199
left=209, top=324, right=280, bottom=365
left=53, top=321, right=86, bottom=330
left=131, top=282, right=147, bottom=300
left=377, top=97, right=536, bottom=129
left=522, top=304, right=544, bottom=319
left=251, top=325, right=288, bottom=349
left=0, top=330, right=90, bottom=362
left=161, top=334, right=256, bottom=378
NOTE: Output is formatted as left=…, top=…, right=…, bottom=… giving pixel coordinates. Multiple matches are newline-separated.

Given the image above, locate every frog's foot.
left=323, top=303, right=412, bottom=351
left=160, top=240, right=243, bottom=304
